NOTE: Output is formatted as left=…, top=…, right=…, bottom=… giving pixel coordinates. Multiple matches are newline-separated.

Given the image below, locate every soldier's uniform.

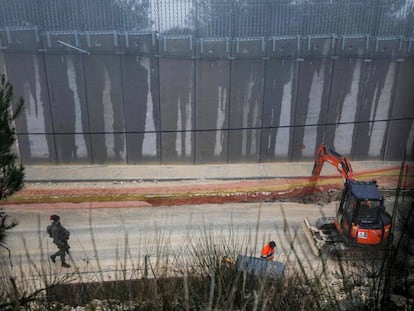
left=49, top=214, right=71, bottom=268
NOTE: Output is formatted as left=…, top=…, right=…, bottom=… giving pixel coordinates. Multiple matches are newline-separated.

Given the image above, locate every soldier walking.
left=48, top=214, right=71, bottom=268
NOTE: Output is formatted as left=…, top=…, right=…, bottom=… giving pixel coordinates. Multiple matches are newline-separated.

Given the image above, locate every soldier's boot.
left=61, top=262, right=71, bottom=268
left=50, top=255, right=56, bottom=263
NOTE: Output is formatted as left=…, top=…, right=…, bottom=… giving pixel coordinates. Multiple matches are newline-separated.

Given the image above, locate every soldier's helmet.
left=49, top=214, right=60, bottom=221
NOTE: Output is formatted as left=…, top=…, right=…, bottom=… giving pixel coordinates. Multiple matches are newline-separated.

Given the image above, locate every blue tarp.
left=236, top=255, right=285, bottom=279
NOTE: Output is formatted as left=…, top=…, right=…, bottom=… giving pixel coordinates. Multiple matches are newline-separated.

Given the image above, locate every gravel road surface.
left=3, top=201, right=338, bottom=283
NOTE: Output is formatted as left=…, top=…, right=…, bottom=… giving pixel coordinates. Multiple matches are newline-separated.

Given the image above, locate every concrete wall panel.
left=0, top=51, right=5, bottom=75
left=159, top=58, right=194, bottom=163
left=122, top=55, right=160, bottom=163
left=195, top=60, right=230, bottom=163
left=353, top=59, right=395, bottom=160
left=228, top=60, right=264, bottom=162
left=44, top=54, right=91, bottom=163
left=261, top=59, right=296, bottom=161
left=292, top=58, right=332, bottom=160
left=385, top=59, right=414, bottom=161
left=325, top=58, right=363, bottom=158
left=83, top=54, right=125, bottom=163
left=4, top=53, right=55, bottom=163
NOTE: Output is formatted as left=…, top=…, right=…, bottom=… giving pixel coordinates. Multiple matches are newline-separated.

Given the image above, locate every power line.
left=16, top=116, right=414, bottom=136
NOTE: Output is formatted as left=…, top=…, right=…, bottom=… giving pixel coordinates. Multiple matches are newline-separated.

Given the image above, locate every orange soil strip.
left=1, top=166, right=412, bottom=208
left=3, top=201, right=152, bottom=210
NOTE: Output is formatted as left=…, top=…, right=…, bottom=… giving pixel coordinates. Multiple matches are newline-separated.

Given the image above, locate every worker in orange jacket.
left=261, top=241, right=276, bottom=261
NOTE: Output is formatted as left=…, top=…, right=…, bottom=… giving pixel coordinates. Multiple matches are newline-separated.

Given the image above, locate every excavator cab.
left=336, top=179, right=392, bottom=245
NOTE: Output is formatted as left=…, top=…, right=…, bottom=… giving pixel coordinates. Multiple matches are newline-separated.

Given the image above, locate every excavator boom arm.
left=311, top=144, right=354, bottom=182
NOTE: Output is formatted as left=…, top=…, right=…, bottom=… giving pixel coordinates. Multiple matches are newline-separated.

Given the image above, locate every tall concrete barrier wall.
left=0, top=29, right=413, bottom=164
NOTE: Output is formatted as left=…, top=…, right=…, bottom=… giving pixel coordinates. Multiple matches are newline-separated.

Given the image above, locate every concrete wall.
left=0, top=29, right=413, bottom=164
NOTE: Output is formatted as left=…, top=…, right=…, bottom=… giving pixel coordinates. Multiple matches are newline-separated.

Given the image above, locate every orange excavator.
left=303, top=143, right=392, bottom=258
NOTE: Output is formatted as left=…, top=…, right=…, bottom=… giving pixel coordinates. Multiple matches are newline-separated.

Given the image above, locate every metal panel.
left=158, top=35, right=194, bottom=58
left=337, top=35, right=369, bottom=58
left=122, top=55, right=160, bottom=164
left=195, top=38, right=231, bottom=59
left=267, top=36, right=300, bottom=59
left=261, top=59, right=296, bottom=161
left=291, top=58, right=333, bottom=160
left=120, top=32, right=156, bottom=55
left=0, top=27, right=41, bottom=52
left=83, top=54, right=126, bottom=163
left=371, top=37, right=405, bottom=58
left=159, top=58, right=194, bottom=163
left=231, top=37, right=266, bottom=59
left=41, top=32, right=84, bottom=54
left=404, top=38, right=414, bottom=57
left=195, top=60, right=230, bottom=163
left=228, top=60, right=264, bottom=162
left=80, top=32, right=121, bottom=54
left=385, top=59, right=414, bottom=161
left=301, top=36, right=336, bottom=58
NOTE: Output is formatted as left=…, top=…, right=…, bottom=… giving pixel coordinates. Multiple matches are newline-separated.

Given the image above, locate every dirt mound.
left=1, top=179, right=346, bottom=208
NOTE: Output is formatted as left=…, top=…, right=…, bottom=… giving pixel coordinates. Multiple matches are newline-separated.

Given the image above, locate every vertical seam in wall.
left=81, top=54, right=93, bottom=164
left=157, top=56, right=163, bottom=164
left=227, top=59, right=233, bottom=164
left=290, top=58, right=301, bottom=162
left=323, top=57, right=336, bottom=146
left=351, top=58, right=369, bottom=160
left=258, top=58, right=267, bottom=163
left=192, top=57, right=196, bottom=164
left=119, top=53, right=128, bottom=163
left=383, top=59, right=401, bottom=161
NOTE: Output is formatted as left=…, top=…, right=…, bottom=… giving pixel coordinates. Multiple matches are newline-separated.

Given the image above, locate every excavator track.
left=303, top=217, right=387, bottom=261
left=326, top=243, right=387, bottom=261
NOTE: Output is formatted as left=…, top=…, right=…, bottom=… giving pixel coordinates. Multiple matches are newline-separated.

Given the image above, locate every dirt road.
left=3, top=201, right=338, bottom=282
